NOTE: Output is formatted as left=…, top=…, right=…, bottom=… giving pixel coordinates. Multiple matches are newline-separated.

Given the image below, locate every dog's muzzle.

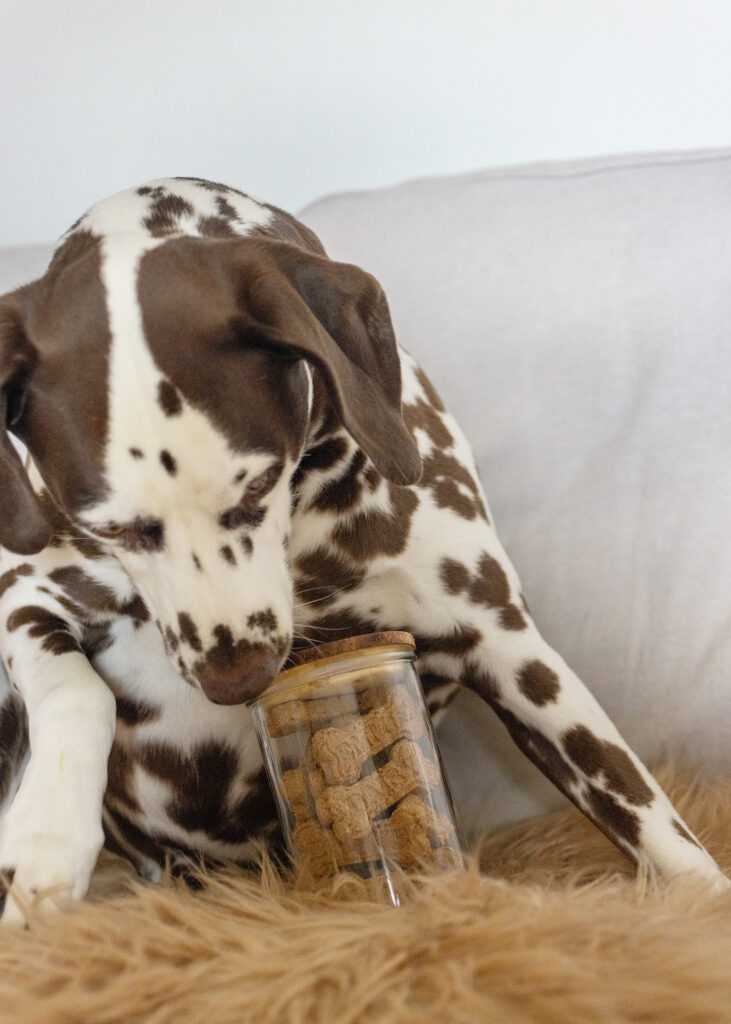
left=196, top=646, right=280, bottom=705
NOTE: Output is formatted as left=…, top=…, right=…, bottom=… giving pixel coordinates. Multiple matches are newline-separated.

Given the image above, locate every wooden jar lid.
left=289, top=631, right=415, bottom=667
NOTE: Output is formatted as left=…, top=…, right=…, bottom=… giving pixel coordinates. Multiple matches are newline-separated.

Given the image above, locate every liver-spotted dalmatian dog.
left=0, top=178, right=726, bottom=924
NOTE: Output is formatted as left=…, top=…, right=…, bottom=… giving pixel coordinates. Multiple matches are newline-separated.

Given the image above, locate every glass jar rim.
left=251, top=632, right=416, bottom=711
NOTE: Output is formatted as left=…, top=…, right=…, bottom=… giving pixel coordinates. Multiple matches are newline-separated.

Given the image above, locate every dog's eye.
left=242, top=464, right=282, bottom=503
left=96, top=525, right=131, bottom=540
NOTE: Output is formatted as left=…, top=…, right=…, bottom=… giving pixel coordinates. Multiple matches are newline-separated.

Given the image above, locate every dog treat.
left=315, top=739, right=441, bottom=841
left=267, top=692, right=362, bottom=737
left=385, top=793, right=456, bottom=848
left=281, top=767, right=313, bottom=822
left=374, top=794, right=459, bottom=869
left=311, top=686, right=423, bottom=786
left=292, top=820, right=382, bottom=879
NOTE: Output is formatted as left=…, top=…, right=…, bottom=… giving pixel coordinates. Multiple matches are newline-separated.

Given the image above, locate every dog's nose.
left=197, top=646, right=279, bottom=705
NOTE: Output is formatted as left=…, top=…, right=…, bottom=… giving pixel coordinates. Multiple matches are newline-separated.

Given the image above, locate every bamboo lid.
left=289, top=631, right=415, bottom=667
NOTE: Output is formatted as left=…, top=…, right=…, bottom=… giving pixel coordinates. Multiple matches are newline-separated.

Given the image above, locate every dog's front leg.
left=420, top=561, right=729, bottom=889
left=0, top=608, right=116, bottom=925
left=395, top=527, right=727, bottom=889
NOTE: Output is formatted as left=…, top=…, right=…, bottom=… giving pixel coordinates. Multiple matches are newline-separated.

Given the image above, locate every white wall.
left=2, top=0, right=731, bottom=245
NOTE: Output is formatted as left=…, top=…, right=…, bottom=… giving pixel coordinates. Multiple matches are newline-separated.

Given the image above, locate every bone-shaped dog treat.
left=374, top=794, right=458, bottom=869
left=385, top=793, right=456, bottom=848
left=267, top=691, right=362, bottom=737
left=292, top=819, right=383, bottom=879
left=311, top=686, right=424, bottom=785
left=316, top=739, right=441, bottom=841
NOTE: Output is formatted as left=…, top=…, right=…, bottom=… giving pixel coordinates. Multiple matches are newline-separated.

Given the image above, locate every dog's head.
left=0, top=228, right=421, bottom=704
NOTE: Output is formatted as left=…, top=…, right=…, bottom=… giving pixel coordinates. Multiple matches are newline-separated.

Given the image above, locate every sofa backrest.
left=300, top=150, right=731, bottom=828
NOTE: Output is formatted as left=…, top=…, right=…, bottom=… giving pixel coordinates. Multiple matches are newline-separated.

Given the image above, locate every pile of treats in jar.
left=270, top=683, right=462, bottom=879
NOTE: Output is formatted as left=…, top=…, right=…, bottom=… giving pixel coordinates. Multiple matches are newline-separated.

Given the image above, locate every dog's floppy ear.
left=0, top=300, right=51, bottom=554
left=238, top=240, right=422, bottom=485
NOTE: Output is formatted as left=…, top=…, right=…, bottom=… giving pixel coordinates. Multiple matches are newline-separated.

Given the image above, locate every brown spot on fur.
left=177, top=612, right=202, bottom=652
left=165, top=626, right=180, bottom=652
left=105, top=746, right=139, bottom=813
left=500, top=604, right=528, bottom=630
left=157, top=380, right=182, bottom=416
left=290, top=609, right=377, bottom=652
left=6, top=605, right=82, bottom=656
left=119, top=593, right=150, bottom=625
left=215, top=196, right=239, bottom=220
left=48, top=566, right=149, bottom=624
left=312, top=450, right=367, bottom=512
left=419, top=451, right=488, bottom=522
left=469, top=553, right=511, bottom=607
left=131, top=738, right=278, bottom=844
left=220, top=545, right=236, bottom=566
left=0, top=563, right=34, bottom=600
left=247, top=609, right=278, bottom=632
left=160, top=450, right=177, bottom=476
left=414, top=365, right=446, bottom=412
left=143, top=194, right=195, bottom=237
left=290, top=436, right=350, bottom=491
left=219, top=503, right=266, bottom=531
left=403, top=398, right=453, bottom=449
left=417, top=625, right=483, bottom=657
left=295, top=547, right=364, bottom=604
left=129, top=447, right=144, bottom=459
left=81, top=621, right=114, bottom=658
left=115, top=697, right=161, bottom=726
left=103, top=805, right=166, bottom=867
left=118, top=517, right=165, bottom=554
left=488, top=703, right=578, bottom=791
left=672, top=819, right=703, bottom=850
left=440, top=558, right=470, bottom=595
left=563, top=725, right=655, bottom=806
left=419, top=671, right=457, bottom=697
left=585, top=785, right=641, bottom=850
left=440, top=552, right=519, bottom=627
left=332, top=483, right=418, bottom=561
left=198, top=216, right=236, bottom=237
left=434, top=479, right=478, bottom=520
left=517, top=660, right=560, bottom=706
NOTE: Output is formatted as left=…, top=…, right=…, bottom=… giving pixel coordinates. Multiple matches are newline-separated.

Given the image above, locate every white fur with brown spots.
left=0, top=178, right=726, bottom=923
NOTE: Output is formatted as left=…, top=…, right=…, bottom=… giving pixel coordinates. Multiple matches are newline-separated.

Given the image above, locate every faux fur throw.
left=1, top=763, right=729, bottom=1024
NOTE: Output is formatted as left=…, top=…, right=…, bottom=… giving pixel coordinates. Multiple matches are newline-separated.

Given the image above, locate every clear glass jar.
left=249, top=631, right=464, bottom=905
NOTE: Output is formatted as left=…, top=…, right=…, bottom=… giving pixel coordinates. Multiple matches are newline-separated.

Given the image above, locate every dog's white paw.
left=0, top=772, right=104, bottom=926
left=0, top=838, right=100, bottom=927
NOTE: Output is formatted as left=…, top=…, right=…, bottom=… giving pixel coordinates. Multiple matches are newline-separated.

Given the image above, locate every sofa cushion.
left=299, top=150, right=731, bottom=831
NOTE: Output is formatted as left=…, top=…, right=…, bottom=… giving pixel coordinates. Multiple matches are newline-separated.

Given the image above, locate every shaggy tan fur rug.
left=0, top=763, right=729, bottom=1024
